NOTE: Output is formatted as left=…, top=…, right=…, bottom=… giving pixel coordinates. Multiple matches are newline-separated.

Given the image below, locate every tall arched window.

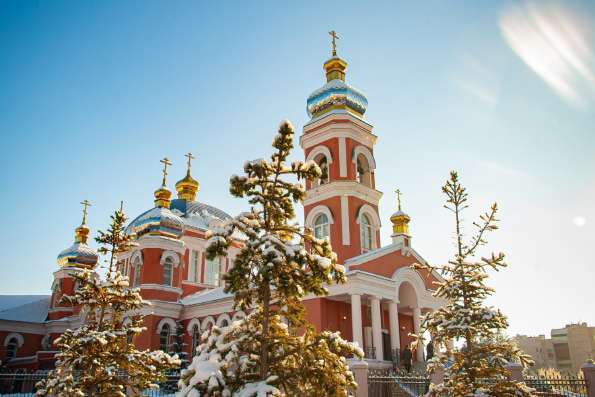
left=163, top=257, right=174, bottom=286
left=6, top=337, right=18, bottom=359
left=356, top=154, right=372, bottom=187
left=159, top=323, right=171, bottom=352
left=191, top=324, right=200, bottom=358
left=133, top=259, right=141, bottom=288
left=204, top=257, right=220, bottom=286
left=314, top=154, right=329, bottom=186
left=360, top=214, right=373, bottom=252
left=314, top=213, right=330, bottom=240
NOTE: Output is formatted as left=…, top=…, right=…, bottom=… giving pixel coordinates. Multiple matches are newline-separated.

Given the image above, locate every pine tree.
left=415, top=171, right=534, bottom=397
left=177, top=120, right=363, bottom=397
left=36, top=208, right=180, bottom=397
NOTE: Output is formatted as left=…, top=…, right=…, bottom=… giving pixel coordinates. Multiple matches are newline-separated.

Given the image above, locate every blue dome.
left=126, top=206, right=184, bottom=238
left=306, top=79, right=368, bottom=119
left=57, top=242, right=98, bottom=268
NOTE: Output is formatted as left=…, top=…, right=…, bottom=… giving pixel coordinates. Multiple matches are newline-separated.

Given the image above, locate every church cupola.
left=306, top=31, right=368, bottom=119
left=57, top=200, right=99, bottom=268
left=154, top=157, right=173, bottom=208
left=390, top=189, right=411, bottom=246
left=175, top=152, right=199, bottom=202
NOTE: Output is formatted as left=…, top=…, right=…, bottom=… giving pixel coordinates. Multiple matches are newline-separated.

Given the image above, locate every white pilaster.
left=371, top=296, right=383, bottom=360
left=350, top=293, right=364, bottom=350
left=413, top=307, right=423, bottom=362
left=339, top=137, right=347, bottom=177
left=388, top=301, right=400, bottom=353
left=341, top=195, right=350, bottom=245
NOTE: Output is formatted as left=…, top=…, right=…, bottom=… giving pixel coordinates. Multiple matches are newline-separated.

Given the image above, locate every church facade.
left=0, top=46, right=443, bottom=370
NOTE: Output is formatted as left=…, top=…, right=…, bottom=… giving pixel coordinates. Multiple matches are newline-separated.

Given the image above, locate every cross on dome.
left=395, top=189, right=403, bottom=211
left=160, top=157, right=172, bottom=187
left=329, top=30, right=339, bottom=56
left=80, top=199, right=91, bottom=225
left=185, top=152, right=195, bottom=173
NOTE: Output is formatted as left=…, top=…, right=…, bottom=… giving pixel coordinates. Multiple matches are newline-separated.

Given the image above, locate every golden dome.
left=154, top=157, right=173, bottom=208
left=390, top=189, right=411, bottom=235
left=175, top=152, right=199, bottom=201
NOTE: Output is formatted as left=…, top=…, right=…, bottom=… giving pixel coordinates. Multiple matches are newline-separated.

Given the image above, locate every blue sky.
left=1, top=0, right=593, bottom=336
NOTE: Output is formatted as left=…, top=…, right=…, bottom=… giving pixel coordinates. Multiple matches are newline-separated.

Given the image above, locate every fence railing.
left=525, top=375, right=587, bottom=397
left=0, top=371, right=180, bottom=396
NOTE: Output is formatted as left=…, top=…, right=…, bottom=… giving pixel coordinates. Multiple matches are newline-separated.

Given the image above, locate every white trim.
left=356, top=204, right=381, bottom=250
left=341, top=196, right=350, bottom=245
left=216, top=313, right=231, bottom=327
left=305, top=146, right=333, bottom=164
left=140, top=284, right=183, bottom=295
left=4, top=333, right=24, bottom=348
left=160, top=250, right=180, bottom=267
left=186, top=318, right=201, bottom=335
left=131, top=250, right=143, bottom=267
left=0, top=320, right=47, bottom=335
left=300, top=112, right=377, bottom=150
left=231, top=311, right=246, bottom=322
left=305, top=205, right=335, bottom=229
left=201, top=316, right=215, bottom=330
left=339, top=137, right=347, bottom=177
left=352, top=145, right=376, bottom=170
left=304, top=181, right=382, bottom=207
left=137, top=235, right=185, bottom=253
left=155, top=317, right=177, bottom=334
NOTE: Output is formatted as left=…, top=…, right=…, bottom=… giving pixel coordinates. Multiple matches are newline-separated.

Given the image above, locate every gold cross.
left=329, top=30, right=339, bottom=56
left=160, top=157, right=172, bottom=186
left=185, top=152, right=195, bottom=173
left=80, top=199, right=92, bottom=225
left=395, top=189, right=403, bottom=211
left=119, top=200, right=124, bottom=213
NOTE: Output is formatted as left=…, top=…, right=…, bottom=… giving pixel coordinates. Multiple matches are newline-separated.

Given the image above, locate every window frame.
left=314, top=213, right=330, bottom=240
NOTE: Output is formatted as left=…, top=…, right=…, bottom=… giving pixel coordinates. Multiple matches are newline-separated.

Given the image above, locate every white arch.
left=216, top=313, right=232, bottom=327
left=201, top=316, right=215, bottom=330
left=355, top=204, right=381, bottom=228
left=231, top=311, right=246, bottom=322
left=131, top=250, right=143, bottom=266
left=352, top=145, right=376, bottom=169
left=393, top=266, right=426, bottom=306
left=306, top=145, right=333, bottom=164
left=155, top=317, right=177, bottom=334
left=4, top=333, right=24, bottom=348
left=187, top=318, right=201, bottom=335
left=160, top=250, right=180, bottom=267
left=305, top=205, right=335, bottom=229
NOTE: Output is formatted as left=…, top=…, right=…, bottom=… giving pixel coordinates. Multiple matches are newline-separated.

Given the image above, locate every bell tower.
left=301, top=33, right=382, bottom=263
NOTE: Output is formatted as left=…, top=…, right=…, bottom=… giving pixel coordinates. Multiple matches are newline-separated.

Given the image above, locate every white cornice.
left=181, top=297, right=235, bottom=320
left=140, top=284, right=183, bottom=295
left=0, top=320, right=46, bottom=335
left=141, top=300, right=183, bottom=318
left=300, top=113, right=377, bottom=150
left=136, top=235, right=186, bottom=253
left=304, top=181, right=383, bottom=207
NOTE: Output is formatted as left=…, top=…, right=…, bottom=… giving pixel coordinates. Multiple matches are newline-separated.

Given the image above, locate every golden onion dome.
left=57, top=201, right=99, bottom=268
left=390, top=189, right=411, bottom=235
left=175, top=152, right=200, bottom=202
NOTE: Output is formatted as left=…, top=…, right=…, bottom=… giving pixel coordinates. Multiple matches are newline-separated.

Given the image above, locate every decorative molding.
left=339, top=137, right=347, bottom=177
left=216, top=313, right=231, bottom=327
left=200, top=316, right=215, bottom=330
left=0, top=320, right=47, bottom=335
left=351, top=145, right=376, bottom=170
left=140, top=300, right=182, bottom=318
left=137, top=235, right=185, bottom=253
left=155, top=317, right=177, bottom=334
left=305, top=145, right=333, bottom=164
left=341, top=196, right=350, bottom=245
left=186, top=318, right=201, bottom=335
left=300, top=113, right=376, bottom=150
left=4, top=332, right=24, bottom=348
left=130, top=250, right=143, bottom=267
left=140, top=284, right=183, bottom=295
left=160, top=250, right=180, bottom=267
left=305, top=205, right=335, bottom=229
left=304, top=181, right=382, bottom=207
left=231, top=311, right=246, bottom=322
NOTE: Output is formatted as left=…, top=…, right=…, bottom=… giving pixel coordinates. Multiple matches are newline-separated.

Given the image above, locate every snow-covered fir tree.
left=36, top=208, right=180, bottom=397
left=415, top=171, right=534, bottom=397
left=177, top=120, right=363, bottom=397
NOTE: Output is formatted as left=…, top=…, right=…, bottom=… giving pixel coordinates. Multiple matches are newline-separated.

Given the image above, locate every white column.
left=350, top=294, right=364, bottom=350
left=413, top=307, right=423, bottom=362
left=371, top=296, right=383, bottom=360
left=388, top=300, right=400, bottom=354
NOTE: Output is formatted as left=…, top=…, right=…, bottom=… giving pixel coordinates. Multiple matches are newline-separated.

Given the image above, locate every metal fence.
left=368, top=369, right=430, bottom=397
left=0, top=371, right=180, bottom=396
left=525, top=375, right=587, bottom=397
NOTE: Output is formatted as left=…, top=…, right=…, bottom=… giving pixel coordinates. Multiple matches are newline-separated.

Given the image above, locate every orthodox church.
left=0, top=38, right=443, bottom=370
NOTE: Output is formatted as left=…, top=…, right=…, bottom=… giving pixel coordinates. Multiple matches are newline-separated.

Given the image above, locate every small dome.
left=175, top=173, right=199, bottom=201
left=390, top=210, right=410, bottom=220
left=57, top=238, right=99, bottom=268
left=126, top=206, right=184, bottom=239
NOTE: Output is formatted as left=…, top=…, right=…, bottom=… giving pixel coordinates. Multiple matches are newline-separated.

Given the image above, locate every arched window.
left=191, top=324, right=200, bottom=357
left=313, top=154, right=329, bottom=186
left=133, top=260, right=141, bottom=288
left=41, top=335, right=51, bottom=351
left=360, top=214, right=373, bottom=251
left=6, top=337, right=18, bottom=359
left=163, top=256, right=174, bottom=286
left=314, top=213, right=330, bottom=240
left=159, top=323, right=171, bottom=352
left=356, top=154, right=372, bottom=187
